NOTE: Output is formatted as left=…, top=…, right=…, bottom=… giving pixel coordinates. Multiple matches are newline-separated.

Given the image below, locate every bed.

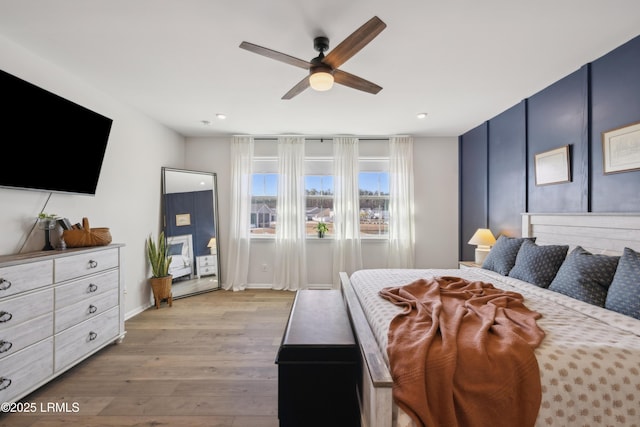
left=340, top=213, right=640, bottom=427
left=166, top=234, right=194, bottom=280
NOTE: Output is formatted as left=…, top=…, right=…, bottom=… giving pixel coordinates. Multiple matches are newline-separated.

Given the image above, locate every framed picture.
left=175, top=213, right=191, bottom=226
left=534, top=145, right=571, bottom=186
left=602, top=121, right=640, bottom=174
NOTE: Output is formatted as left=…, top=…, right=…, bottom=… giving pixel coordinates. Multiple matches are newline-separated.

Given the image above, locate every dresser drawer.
left=0, top=337, right=53, bottom=403
left=55, top=307, right=119, bottom=372
left=0, top=313, right=52, bottom=360
left=198, top=255, right=216, bottom=267
left=54, top=248, right=119, bottom=283
left=55, top=288, right=119, bottom=333
left=0, top=260, right=52, bottom=298
left=199, top=265, right=217, bottom=276
left=0, top=289, right=53, bottom=332
left=55, top=270, right=119, bottom=309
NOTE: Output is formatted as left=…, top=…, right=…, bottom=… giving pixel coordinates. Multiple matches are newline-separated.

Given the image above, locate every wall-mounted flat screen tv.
left=0, top=69, right=113, bottom=196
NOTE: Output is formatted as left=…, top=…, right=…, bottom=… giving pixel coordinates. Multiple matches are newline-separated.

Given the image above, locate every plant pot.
left=149, top=275, right=173, bottom=309
left=318, top=231, right=325, bottom=238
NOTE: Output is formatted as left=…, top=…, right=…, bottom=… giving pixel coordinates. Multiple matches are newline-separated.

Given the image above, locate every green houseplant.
left=146, top=231, right=173, bottom=309
left=316, top=222, right=329, bottom=238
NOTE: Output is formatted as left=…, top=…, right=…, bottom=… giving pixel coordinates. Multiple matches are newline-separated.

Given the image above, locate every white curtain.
left=273, top=137, right=307, bottom=290
left=388, top=136, right=415, bottom=268
left=332, top=137, right=362, bottom=288
left=224, top=136, right=254, bottom=291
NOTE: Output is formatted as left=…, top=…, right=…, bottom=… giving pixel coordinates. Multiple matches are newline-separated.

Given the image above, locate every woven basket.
left=62, top=217, right=112, bottom=248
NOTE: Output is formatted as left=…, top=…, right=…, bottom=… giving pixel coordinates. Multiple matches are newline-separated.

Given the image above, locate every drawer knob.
left=0, top=340, right=13, bottom=353
left=88, top=331, right=98, bottom=341
left=88, top=260, right=98, bottom=269
left=0, top=278, right=11, bottom=291
left=88, top=283, right=98, bottom=293
left=88, top=305, right=98, bottom=314
left=0, top=311, right=12, bottom=323
left=0, top=377, right=11, bottom=391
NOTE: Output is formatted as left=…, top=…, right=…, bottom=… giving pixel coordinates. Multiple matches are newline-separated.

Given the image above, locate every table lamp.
left=467, top=228, right=496, bottom=264
left=207, top=237, right=217, bottom=255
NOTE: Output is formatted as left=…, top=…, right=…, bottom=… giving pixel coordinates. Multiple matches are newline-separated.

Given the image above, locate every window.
left=251, top=173, right=277, bottom=234
left=250, top=139, right=390, bottom=238
left=359, top=171, right=389, bottom=236
left=305, top=175, right=334, bottom=236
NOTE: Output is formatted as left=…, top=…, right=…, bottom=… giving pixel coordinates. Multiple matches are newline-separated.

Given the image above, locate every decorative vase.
left=38, top=219, right=57, bottom=251
left=318, top=231, right=325, bottom=238
left=149, top=275, right=173, bottom=309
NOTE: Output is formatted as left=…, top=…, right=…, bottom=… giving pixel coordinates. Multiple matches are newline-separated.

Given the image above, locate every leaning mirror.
left=161, top=167, right=220, bottom=298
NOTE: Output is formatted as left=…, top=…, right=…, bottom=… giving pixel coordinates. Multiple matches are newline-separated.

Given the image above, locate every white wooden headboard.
left=522, top=213, right=640, bottom=255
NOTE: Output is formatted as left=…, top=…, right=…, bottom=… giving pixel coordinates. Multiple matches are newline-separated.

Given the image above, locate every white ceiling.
left=1, top=0, right=639, bottom=138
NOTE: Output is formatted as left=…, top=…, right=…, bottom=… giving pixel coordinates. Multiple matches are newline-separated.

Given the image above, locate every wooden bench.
left=276, top=289, right=360, bottom=427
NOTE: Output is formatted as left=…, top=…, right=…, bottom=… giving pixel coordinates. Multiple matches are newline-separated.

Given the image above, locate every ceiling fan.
left=239, top=16, right=386, bottom=100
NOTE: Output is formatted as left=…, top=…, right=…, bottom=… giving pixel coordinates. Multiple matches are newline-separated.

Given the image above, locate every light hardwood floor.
left=0, top=289, right=295, bottom=427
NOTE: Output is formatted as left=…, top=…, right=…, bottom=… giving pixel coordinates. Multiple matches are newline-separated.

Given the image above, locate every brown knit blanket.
left=379, top=276, right=545, bottom=427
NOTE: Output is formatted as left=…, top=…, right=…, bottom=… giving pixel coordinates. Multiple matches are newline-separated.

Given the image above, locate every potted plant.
left=146, top=231, right=173, bottom=309
left=316, top=221, right=329, bottom=238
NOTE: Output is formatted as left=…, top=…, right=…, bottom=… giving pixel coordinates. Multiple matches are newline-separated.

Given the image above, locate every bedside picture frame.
left=175, top=213, right=191, bottom=226
left=534, top=145, right=571, bottom=186
left=602, top=121, right=640, bottom=174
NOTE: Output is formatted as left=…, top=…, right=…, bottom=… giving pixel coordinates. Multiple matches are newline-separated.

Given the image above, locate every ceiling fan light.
left=309, top=70, right=334, bottom=91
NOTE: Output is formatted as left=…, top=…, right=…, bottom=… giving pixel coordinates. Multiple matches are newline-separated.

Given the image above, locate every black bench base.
left=276, top=290, right=360, bottom=427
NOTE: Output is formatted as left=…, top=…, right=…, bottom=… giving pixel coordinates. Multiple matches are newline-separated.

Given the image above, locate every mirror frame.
left=161, top=167, right=221, bottom=297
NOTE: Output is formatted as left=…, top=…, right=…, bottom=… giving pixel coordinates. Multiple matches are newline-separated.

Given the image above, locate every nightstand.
left=196, top=255, right=217, bottom=278
left=459, top=261, right=481, bottom=269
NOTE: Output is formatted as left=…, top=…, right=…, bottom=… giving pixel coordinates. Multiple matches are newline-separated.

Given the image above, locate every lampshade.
left=309, top=69, right=334, bottom=91
left=207, top=237, right=217, bottom=255
left=467, top=228, right=496, bottom=247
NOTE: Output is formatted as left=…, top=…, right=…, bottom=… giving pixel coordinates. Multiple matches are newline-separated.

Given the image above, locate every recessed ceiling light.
left=417, top=113, right=428, bottom=119
left=216, top=113, right=227, bottom=120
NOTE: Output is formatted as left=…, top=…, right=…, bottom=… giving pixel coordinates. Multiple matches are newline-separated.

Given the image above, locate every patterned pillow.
left=481, top=235, right=535, bottom=276
left=548, top=246, right=620, bottom=307
left=508, top=240, right=569, bottom=288
left=605, top=247, right=640, bottom=319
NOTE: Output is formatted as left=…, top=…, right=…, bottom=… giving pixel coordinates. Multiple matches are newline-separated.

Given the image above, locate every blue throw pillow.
left=509, top=240, right=568, bottom=288
left=605, top=247, right=640, bottom=319
left=168, top=242, right=184, bottom=256
left=548, top=246, right=619, bottom=307
left=482, top=235, right=535, bottom=276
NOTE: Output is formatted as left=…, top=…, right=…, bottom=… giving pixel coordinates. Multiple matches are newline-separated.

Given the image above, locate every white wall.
left=0, top=35, right=186, bottom=318
left=184, top=136, right=459, bottom=288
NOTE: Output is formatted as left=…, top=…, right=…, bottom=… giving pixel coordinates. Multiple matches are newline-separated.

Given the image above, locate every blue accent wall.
left=527, top=66, right=589, bottom=213
left=165, top=190, right=215, bottom=257
left=459, top=34, right=640, bottom=258
left=459, top=122, right=488, bottom=262
left=488, top=101, right=527, bottom=236
left=590, top=36, right=640, bottom=211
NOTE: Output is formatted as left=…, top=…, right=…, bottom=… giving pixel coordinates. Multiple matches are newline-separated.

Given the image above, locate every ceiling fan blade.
left=239, top=41, right=311, bottom=70
left=323, top=16, right=386, bottom=69
left=333, top=69, right=382, bottom=95
left=282, top=76, right=311, bottom=100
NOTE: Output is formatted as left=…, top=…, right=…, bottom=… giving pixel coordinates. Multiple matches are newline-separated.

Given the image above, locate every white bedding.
left=167, top=234, right=193, bottom=279
left=349, top=267, right=640, bottom=427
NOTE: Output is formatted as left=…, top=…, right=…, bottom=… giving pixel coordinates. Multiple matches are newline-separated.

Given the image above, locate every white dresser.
left=0, top=244, right=125, bottom=403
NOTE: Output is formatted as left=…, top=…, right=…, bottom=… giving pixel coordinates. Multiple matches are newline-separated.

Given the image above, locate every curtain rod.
left=235, top=135, right=410, bottom=141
